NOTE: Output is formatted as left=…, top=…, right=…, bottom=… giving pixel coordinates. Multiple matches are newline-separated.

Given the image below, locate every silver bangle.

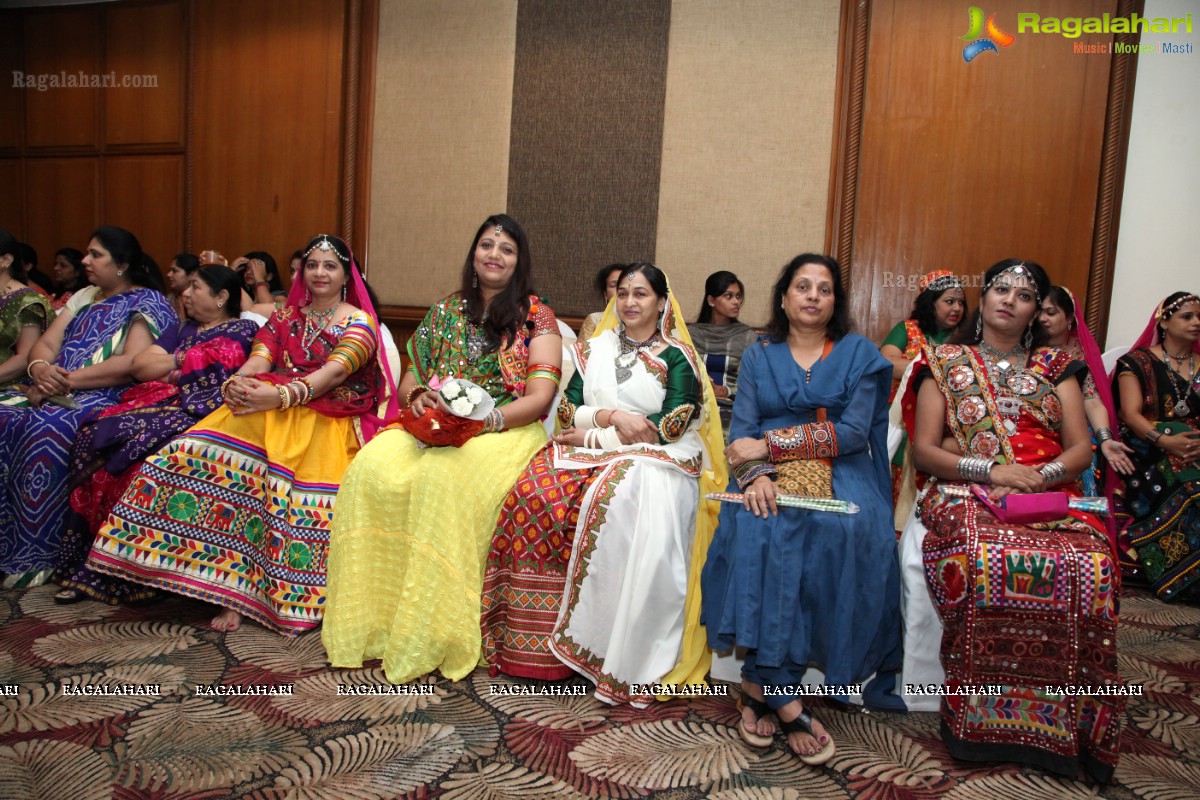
left=1039, top=460, right=1067, bottom=485
left=484, top=408, right=505, bottom=433
left=1095, top=427, right=1113, bottom=443
left=957, top=456, right=994, bottom=483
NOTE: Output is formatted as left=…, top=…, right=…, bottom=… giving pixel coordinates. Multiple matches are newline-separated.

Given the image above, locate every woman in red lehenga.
left=905, top=259, right=1122, bottom=783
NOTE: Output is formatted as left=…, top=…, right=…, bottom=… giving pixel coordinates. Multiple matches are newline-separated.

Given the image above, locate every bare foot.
left=740, top=678, right=777, bottom=738
left=210, top=608, right=242, bottom=632
left=778, top=699, right=831, bottom=759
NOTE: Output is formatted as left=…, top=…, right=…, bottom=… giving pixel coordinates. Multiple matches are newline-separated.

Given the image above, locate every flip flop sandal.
left=53, top=589, right=85, bottom=605
left=780, top=705, right=836, bottom=766
left=735, top=694, right=775, bottom=748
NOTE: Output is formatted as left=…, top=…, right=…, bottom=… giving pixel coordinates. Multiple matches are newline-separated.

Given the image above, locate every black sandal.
left=53, top=589, right=85, bottom=605
left=779, top=704, right=836, bottom=765
left=735, top=693, right=775, bottom=747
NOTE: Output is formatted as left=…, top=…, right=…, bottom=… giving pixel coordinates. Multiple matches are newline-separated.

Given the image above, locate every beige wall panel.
left=367, top=0, right=517, bottom=306
left=655, top=0, right=840, bottom=327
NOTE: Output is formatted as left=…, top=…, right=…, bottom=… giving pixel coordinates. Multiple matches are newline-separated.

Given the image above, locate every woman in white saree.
left=482, top=263, right=726, bottom=705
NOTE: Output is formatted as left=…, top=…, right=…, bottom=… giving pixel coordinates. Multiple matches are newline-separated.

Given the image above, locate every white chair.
left=897, top=507, right=944, bottom=711
left=543, top=320, right=577, bottom=438
left=1101, top=345, right=1130, bottom=378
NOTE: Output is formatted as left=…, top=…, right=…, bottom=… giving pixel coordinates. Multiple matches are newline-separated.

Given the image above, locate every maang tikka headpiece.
left=304, top=234, right=350, bottom=264
left=982, top=262, right=1040, bottom=303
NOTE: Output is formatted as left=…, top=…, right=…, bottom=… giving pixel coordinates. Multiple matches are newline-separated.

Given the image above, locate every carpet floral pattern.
left=1, top=585, right=1199, bottom=798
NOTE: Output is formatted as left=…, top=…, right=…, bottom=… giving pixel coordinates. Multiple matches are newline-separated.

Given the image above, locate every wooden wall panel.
left=24, top=158, right=99, bottom=257
left=0, top=161, right=24, bottom=235
left=834, top=0, right=1122, bottom=344
left=105, top=2, right=187, bottom=148
left=0, top=21, right=22, bottom=153
left=191, top=0, right=346, bottom=266
left=22, top=9, right=101, bottom=150
left=103, top=156, right=185, bottom=268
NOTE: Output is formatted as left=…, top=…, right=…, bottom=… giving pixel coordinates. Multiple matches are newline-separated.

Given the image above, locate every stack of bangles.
left=484, top=408, right=505, bottom=433
left=404, top=385, right=428, bottom=408
left=957, top=456, right=994, bottom=483
left=276, top=377, right=317, bottom=410
left=1095, top=427, right=1114, bottom=443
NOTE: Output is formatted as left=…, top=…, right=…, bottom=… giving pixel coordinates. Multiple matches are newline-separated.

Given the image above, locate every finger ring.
left=747, top=491, right=757, bottom=496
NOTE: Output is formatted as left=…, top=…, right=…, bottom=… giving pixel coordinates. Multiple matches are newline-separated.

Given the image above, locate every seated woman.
left=51, top=265, right=260, bottom=604
left=1038, top=286, right=1134, bottom=557
left=1114, top=291, right=1200, bottom=602
left=0, top=226, right=175, bottom=589
left=234, top=251, right=287, bottom=317
left=0, top=229, right=55, bottom=390
left=90, top=234, right=392, bottom=633
left=907, top=259, right=1121, bottom=782
left=882, top=270, right=966, bottom=522
left=323, top=214, right=562, bottom=682
left=689, top=270, right=759, bottom=433
left=702, top=254, right=900, bottom=764
left=577, top=262, right=623, bottom=341
left=163, top=253, right=200, bottom=321
left=51, top=247, right=89, bottom=310
left=881, top=270, right=966, bottom=389
left=483, top=263, right=723, bottom=703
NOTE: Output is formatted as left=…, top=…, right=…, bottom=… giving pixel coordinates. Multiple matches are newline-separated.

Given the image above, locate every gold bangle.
left=277, top=384, right=291, bottom=410
left=405, top=385, right=428, bottom=408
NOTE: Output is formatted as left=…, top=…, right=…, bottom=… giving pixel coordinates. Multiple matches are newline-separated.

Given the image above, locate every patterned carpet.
left=1, top=584, right=1199, bottom=799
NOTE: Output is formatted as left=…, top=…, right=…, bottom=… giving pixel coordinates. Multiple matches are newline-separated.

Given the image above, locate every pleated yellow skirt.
left=322, top=421, right=547, bottom=683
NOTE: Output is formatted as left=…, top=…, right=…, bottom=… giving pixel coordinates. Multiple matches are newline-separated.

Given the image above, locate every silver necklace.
left=616, top=327, right=659, bottom=384
left=978, top=340, right=1032, bottom=435
left=1163, top=350, right=1197, bottom=417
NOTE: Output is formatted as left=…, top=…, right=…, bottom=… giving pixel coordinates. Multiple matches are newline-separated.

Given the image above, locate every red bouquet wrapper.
left=399, top=405, right=484, bottom=448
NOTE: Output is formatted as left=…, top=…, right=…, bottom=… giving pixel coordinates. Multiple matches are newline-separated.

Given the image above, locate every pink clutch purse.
left=970, top=485, right=1070, bottom=524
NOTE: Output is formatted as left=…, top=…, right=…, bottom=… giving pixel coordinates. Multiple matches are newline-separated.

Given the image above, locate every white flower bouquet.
left=437, top=378, right=495, bottom=421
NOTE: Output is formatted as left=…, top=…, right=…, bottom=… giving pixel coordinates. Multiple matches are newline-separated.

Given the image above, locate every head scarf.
left=290, top=235, right=399, bottom=442
left=1130, top=293, right=1200, bottom=354
left=1060, top=289, right=1123, bottom=548
left=591, top=268, right=728, bottom=692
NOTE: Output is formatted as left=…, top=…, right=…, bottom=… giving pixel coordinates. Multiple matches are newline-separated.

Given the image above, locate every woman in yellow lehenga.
left=91, top=234, right=394, bottom=634
left=323, top=214, right=564, bottom=683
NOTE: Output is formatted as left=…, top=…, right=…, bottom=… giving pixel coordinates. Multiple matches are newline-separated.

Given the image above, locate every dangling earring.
left=472, top=272, right=478, bottom=289
left=305, top=289, right=313, bottom=306
left=341, top=285, right=347, bottom=301
left=974, top=314, right=982, bottom=340
left=1023, top=323, right=1034, bottom=349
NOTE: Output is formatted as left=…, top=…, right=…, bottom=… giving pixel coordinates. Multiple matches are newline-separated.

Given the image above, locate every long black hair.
left=912, top=282, right=967, bottom=338
left=952, top=258, right=1050, bottom=348
left=0, top=229, right=27, bottom=282
left=459, top=214, right=535, bottom=350
left=765, top=253, right=850, bottom=342
left=194, top=264, right=244, bottom=316
left=89, top=226, right=164, bottom=292
left=696, top=270, right=743, bottom=324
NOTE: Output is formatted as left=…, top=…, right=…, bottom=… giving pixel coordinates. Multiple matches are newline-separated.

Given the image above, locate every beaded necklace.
left=302, top=304, right=339, bottom=352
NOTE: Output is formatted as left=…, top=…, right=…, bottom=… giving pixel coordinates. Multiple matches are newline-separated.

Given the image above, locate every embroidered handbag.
left=773, top=407, right=833, bottom=499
